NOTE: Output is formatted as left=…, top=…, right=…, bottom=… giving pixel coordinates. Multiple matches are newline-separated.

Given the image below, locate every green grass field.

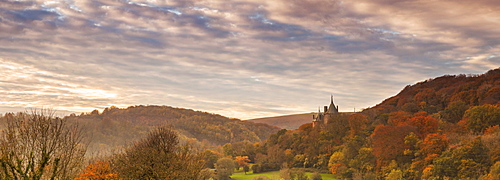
left=231, top=170, right=280, bottom=180
left=231, top=170, right=337, bottom=180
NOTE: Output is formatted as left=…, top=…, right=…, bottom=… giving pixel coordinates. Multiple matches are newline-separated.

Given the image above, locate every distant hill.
left=62, top=105, right=280, bottom=154
left=246, top=113, right=314, bottom=130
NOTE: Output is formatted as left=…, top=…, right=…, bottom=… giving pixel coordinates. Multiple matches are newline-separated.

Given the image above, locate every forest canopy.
left=219, top=68, right=500, bottom=179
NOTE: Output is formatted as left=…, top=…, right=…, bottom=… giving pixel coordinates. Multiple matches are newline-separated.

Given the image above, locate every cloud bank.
left=0, top=0, right=499, bottom=119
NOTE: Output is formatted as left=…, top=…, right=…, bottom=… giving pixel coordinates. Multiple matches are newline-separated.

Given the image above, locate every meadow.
left=231, top=170, right=337, bottom=180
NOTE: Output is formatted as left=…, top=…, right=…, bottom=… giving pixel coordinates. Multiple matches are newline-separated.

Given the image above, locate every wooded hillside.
left=220, top=68, right=500, bottom=179
left=61, top=105, right=280, bottom=154
left=367, top=68, right=499, bottom=118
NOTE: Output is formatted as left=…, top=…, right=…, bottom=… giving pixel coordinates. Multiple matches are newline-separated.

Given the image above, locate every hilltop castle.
left=312, top=95, right=339, bottom=128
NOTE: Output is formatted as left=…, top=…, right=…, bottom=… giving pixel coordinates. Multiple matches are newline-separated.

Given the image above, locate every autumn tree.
left=228, top=140, right=258, bottom=161
left=348, top=147, right=375, bottom=174
left=414, top=89, right=436, bottom=105
left=111, top=126, right=205, bottom=180
left=0, top=110, right=86, bottom=179
left=76, top=161, right=119, bottom=180
left=405, top=116, right=438, bottom=137
left=404, top=132, right=421, bottom=156
left=371, top=125, right=417, bottom=169
left=234, top=156, right=251, bottom=170
left=343, top=135, right=365, bottom=161
left=324, top=114, right=349, bottom=144
left=402, top=103, right=419, bottom=114
left=215, top=157, right=236, bottom=180
left=408, top=133, right=448, bottom=174
left=348, top=113, right=369, bottom=137
left=386, top=169, right=403, bottom=180
left=328, top=151, right=345, bottom=175
left=431, top=138, right=491, bottom=179
left=222, top=143, right=235, bottom=157
left=256, top=144, right=286, bottom=171
left=387, top=111, right=411, bottom=126
left=420, top=133, right=449, bottom=156
left=203, top=149, right=223, bottom=169
left=483, top=126, right=500, bottom=163
left=441, top=101, right=469, bottom=123
left=464, top=104, right=500, bottom=133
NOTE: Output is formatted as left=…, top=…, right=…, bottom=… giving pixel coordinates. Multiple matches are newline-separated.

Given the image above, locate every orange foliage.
left=75, top=161, right=120, bottom=180
left=234, top=156, right=251, bottom=167
left=420, top=133, right=449, bottom=156
left=421, top=165, right=434, bottom=179
left=411, top=154, right=440, bottom=171
left=456, top=119, right=470, bottom=134
left=388, top=111, right=411, bottom=126
left=371, top=125, right=417, bottom=170
left=370, top=68, right=500, bottom=120
left=482, top=86, right=500, bottom=105
left=348, top=113, right=368, bottom=137
left=330, top=163, right=344, bottom=174
left=484, top=125, right=500, bottom=135
left=413, top=111, right=428, bottom=117
left=405, top=116, right=438, bottom=137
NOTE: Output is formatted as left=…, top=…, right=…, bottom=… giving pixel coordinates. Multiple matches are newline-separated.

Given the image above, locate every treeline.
left=62, top=105, right=279, bottom=154
left=220, top=68, right=500, bottom=179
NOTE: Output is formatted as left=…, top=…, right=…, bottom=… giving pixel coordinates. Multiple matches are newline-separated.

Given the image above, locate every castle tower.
left=312, top=95, right=339, bottom=127
left=312, top=107, right=323, bottom=128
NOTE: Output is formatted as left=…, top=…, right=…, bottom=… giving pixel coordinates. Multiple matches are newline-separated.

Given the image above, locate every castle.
left=312, top=95, right=339, bottom=128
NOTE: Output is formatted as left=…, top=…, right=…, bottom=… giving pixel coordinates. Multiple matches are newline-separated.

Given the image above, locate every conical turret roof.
left=326, top=95, right=338, bottom=114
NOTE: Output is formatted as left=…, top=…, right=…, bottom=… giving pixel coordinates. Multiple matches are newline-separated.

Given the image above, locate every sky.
left=0, top=0, right=499, bottom=120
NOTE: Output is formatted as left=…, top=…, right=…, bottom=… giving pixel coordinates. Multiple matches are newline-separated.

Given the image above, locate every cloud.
left=0, top=0, right=498, bottom=119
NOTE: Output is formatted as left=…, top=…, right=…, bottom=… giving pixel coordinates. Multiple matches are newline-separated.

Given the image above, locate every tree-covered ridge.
left=62, top=105, right=280, bottom=154
left=220, top=68, right=500, bottom=179
left=368, top=68, right=499, bottom=118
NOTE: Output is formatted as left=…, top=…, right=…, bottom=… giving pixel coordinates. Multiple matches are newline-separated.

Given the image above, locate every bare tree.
left=111, top=126, right=205, bottom=180
left=0, top=110, right=86, bottom=179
